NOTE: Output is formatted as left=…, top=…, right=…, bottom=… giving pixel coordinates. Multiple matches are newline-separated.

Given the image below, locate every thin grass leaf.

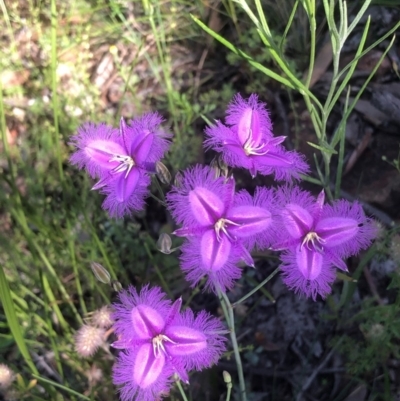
left=190, top=14, right=296, bottom=89
left=347, top=0, right=372, bottom=38
left=32, top=375, right=91, bottom=400
left=328, top=16, right=371, bottom=117
left=334, top=86, right=350, bottom=199
left=279, top=0, right=299, bottom=54
left=337, top=35, right=396, bottom=147
left=307, top=141, right=338, bottom=155
left=0, top=264, right=38, bottom=374
left=338, top=21, right=400, bottom=79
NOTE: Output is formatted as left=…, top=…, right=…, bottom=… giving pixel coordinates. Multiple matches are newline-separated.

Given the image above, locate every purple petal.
left=225, top=93, right=273, bottom=139
left=280, top=250, right=336, bottom=300
left=228, top=205, right=272, bottom=238
left=319, top=199, right=377, bottom=258
left=113, top=285, right=171, bottom=342
left=237, top=107, right=262, bottom=147
left=166, top=165, right=231, bottom=228
left=134, top=344, right=166, bottom=388
left=282, top=204, right=313, bottom=239
left=179, top=237, right=242, bottom=293
left=113, top=348, right=173, bottom=401
left=124, top=113, right=171, bottom=164
left=69, top=123, right=123, bottom=178
left=102, top=170, right=150, bottom=217
left=296, top=246, right=323, bottom=281
left=189, top=187, right=224, bottom=225
left=316, top=217, right=359, bottom=247
left=115, top=168, right=140, bottom=202
left=131, top=305, right=165, bottom=339
left=167, top=308, right=227, bottom=371
left=165, top=326, right=207, bottom=356
left=132, top=132, right=154, bottom=166
left=201, top=230, right=231, bottom=271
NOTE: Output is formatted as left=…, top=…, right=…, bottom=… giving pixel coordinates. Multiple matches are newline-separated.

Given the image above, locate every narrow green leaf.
left=190, top=14, right=296, bottom=89
left=32, top=375, right=91, bottom=400
left=307, top=141, right=338, bottom=155
left=0, top=264, right=38, bottom=374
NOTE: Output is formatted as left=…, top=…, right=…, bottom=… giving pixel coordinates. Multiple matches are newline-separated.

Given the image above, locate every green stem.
left=233, top=267, right=279, bottom=307
left=218, top=290, right=247, bottom=401
left=175, top=380, right=189, bottom=401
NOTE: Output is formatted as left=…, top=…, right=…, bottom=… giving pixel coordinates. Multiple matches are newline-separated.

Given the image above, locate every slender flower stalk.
left=167, top=165, right=277, bottom=292
left=273, top=186, right=377, bottom=299
left=204, top=93, right=309, bottom=180
left=218, top=290, right=247, bottom=401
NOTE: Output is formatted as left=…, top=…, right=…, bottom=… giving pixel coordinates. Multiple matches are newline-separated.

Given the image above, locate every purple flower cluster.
left=70, top=93, right=378, bottom=401
left=70, top=113, right=171, bottom=217
left=112, top=286, right=226, bottom=401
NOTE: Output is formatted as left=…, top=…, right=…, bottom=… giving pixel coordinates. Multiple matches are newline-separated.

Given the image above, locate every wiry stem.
left=218, top=289, right=247, bottom=401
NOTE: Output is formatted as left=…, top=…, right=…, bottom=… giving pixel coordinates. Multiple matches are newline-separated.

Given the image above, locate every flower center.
left=109, top=154, right=135, bottom=178
left=152, top=334, right=176, bottom=358
left=243, top=130, right=269, bottom=156
left=301, top=231, right=326, bottom=253
left=214, top=218, right=240, bottom=242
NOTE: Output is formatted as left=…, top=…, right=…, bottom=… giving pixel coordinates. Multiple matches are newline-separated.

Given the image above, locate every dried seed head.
left=0, top=364, right=15, bottom=390
left=75, top=325, right=105, bottom=357
left=86, top=364, right=103, bottom=387
left=91, top=306, right=113, bottom=329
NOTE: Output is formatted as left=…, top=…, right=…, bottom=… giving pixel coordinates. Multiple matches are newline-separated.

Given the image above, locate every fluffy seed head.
left=91, top=306, right=114, bottom=328
left=75, top=325, right=105, bottom=357
left=0, top=364, right=15, bottom=390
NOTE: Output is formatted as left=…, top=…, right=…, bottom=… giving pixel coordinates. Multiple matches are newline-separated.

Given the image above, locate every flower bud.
left=75, top=325, right=105, bottom=357
left=173, top=171, right=183, bottom=188
left=155, top=161, right=171, bottom=185
left=157, top=233, right=172, bottom=254
left=90, top=262, right=111, bottom=284
left=222, top=370, right=231, bottom=384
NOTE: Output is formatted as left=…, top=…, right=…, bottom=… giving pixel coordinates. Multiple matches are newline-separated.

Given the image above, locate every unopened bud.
left=157, top=233, right=173, bottom=254
left=210, top=157, right=221, bottom=179
left=75, top=325, right=105, bottom=358
left=0, top=364, right=15, bottom=390
left=173, top=171, right=183, bottom=188
left=217, top=156, right=229, bottom=178
left=155, top=161, right=171, bottom=185
left=223, top=370, right=231, bottom=384
left=111, top=280, right=123, bottom=292
left=90, top=262, right=111, bottom=284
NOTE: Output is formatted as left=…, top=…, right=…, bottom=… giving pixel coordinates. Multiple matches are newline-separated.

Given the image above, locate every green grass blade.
left=0, top=264, right=38, bottom=374
left=32, top=374, right=91, bottom=400
left=191, top=15, right=295, bottom=89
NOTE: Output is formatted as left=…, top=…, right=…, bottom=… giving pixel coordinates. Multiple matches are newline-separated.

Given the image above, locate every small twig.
left=363, top=266, right=384, bottom=305
left=295, top=344, right=339, bottom=401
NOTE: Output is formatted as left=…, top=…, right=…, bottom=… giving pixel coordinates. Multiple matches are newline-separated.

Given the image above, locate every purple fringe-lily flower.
left=112, top=285, right=226, bottom=401
left=204, top=93, right=309, bottom=180
left=167, top=165, right=276, bottom=292
left=273, top=186, right=377, bottom=300
left=70, top=113, right=171, bottom=217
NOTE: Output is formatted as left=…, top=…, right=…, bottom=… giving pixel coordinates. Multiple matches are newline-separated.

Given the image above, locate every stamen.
left=301, top=231, right=326, bottom=253
left=214, top=218, right=240, bottom=242
left=243, top=129, right=269, bottom=156
left=152, top=334, right=177, bottom=358
left=109, top=154, right=135, bottom=178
